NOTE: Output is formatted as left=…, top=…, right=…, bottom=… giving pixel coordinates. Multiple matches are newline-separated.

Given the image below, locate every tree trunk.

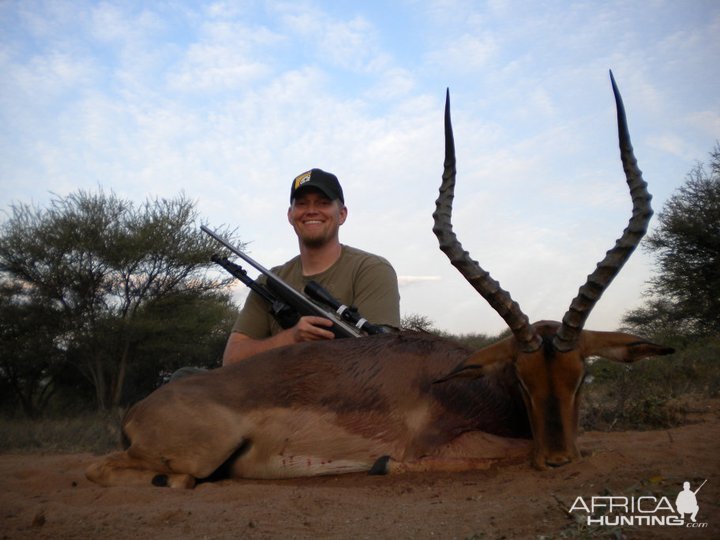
left=91, top=358, right=109, bottom=411
left=111, top=340, right=130, bottom=408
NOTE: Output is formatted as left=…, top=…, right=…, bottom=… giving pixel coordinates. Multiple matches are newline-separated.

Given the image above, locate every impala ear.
left=434, top=363, right=487, bottom=384
left=434, top=338, right=516, bottom=383
left=580, top=330, right=675, bottom=363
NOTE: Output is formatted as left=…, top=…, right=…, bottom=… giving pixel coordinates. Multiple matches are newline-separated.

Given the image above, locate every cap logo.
left=293, top=171, right=312, bottom=190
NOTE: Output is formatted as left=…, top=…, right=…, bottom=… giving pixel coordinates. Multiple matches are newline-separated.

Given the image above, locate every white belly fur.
left=229, top=408, right=400, bottom=479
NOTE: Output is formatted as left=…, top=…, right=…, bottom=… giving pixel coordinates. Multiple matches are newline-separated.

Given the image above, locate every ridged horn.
left=433, top=89, right=542, bottom=353
left=553, top=71, right=653, bottom=352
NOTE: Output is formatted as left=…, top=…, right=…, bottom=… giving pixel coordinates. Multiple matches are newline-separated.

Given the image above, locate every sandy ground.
left=1, top=401, right=719, bottom=540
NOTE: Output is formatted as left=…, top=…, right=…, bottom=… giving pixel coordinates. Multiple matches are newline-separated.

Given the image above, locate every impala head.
left=434, top=72, right=674, bottom=469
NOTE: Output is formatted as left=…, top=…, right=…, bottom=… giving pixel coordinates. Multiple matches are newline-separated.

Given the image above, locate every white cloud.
left=3, top=50, right=96, bottom=97
left=426, top=32, right=497, bottom=71
left=364, top=67, right=416, bottom=100
left=688, top=110, right=720, bottom=137
left=165, top=17, right=282, bottom=92
left=318, top=16, right=383, bottom=72
left=273, top=3, right=386, bottom=73
left=647, top=134, right=696, bottom=159
left=398, top=275, right=441, bottom=286
left=168, top=43, right=272, bottom=91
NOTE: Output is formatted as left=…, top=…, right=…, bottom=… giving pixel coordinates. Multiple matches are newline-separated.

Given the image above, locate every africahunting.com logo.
left=568, top=479, right=708, bottom=528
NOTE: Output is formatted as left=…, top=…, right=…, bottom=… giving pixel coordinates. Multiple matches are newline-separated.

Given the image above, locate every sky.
left=1, top=0, right=718, bottom=336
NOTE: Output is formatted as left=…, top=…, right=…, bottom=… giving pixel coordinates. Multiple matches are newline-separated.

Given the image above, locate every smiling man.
left=222, top=168, right=401, bottom=365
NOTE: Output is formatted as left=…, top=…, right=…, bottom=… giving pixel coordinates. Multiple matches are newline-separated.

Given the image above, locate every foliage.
left=0, top=190, right=238, bottom=413
left=400, top=313, right=436, bottom=332
left=623, top=143, right=720, bottom=337
left=581, top=335, right=720, bottom=431
left=401, top=312, right=499, bottom=350
left=452, top=328, right=509, bottom=350
left=0, top=282, right=66, bottom=417
left=123, top=291, right=238, bottom=403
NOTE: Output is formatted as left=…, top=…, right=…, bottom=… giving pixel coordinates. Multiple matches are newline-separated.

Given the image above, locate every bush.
left=581, top=335, right=720, bottom=431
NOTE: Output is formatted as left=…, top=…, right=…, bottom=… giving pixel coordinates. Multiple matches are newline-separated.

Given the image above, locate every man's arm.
left=222, top=316, right=335, bottom=365
left=351, top=257, right=401, bottom=328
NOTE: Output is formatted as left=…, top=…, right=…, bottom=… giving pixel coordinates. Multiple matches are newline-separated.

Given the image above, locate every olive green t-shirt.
left=232, top=245, right=401, bottom=338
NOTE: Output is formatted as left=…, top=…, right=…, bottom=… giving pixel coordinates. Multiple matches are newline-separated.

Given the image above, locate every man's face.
left=288, top=189, right=347, bottom=248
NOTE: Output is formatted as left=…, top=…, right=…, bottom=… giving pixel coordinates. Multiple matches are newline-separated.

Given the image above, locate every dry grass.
left=0, top=410, right=124, bottom=454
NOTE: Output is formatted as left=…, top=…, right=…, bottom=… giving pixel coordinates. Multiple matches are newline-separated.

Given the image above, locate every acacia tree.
left=623, top=143, right=720, bottom=337
left=0, top=190, right=237, bottom=411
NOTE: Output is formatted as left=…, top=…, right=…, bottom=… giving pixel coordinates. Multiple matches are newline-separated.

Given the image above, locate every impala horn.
left=553, top=71, right=653, bottom=352
left=433, top=89, right=542, bottom=353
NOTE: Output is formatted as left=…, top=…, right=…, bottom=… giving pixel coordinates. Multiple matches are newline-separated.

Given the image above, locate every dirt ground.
left=1, top=401, right=719, bottom=540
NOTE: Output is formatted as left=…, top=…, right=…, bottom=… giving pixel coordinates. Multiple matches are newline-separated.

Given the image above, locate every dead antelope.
left=86, top=72, right=673, bottom=488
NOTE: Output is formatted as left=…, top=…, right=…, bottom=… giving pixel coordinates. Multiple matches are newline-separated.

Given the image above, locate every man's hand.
left=289, top=316, right=335, bottom=342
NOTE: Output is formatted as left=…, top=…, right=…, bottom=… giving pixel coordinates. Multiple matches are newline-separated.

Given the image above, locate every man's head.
left=288, top=169, right=347, bottom=249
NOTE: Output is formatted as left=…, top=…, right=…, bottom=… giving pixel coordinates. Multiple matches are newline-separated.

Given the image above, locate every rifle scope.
left=304, top=281, right=389, bottom=335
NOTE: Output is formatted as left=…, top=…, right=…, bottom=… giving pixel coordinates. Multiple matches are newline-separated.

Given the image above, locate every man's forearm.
left=223, top=317, right=336, bottom=366
left=222, top=332, right=294, bottom=365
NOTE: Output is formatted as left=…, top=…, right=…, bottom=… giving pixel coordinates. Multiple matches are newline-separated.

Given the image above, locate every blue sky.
left=1, top=0, right=718, bottom=335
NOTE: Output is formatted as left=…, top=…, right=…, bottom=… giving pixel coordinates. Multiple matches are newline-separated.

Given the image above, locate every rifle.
left=201, top=225, right=388, bottom=338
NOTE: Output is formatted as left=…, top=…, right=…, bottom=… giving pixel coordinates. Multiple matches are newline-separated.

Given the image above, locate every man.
left=222, top=168, right=401, bottom=365
left=675, top=481, right=700, bottom=522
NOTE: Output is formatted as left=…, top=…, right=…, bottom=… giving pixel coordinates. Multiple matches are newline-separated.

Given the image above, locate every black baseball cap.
left=290, top=168, right=344, bottom=203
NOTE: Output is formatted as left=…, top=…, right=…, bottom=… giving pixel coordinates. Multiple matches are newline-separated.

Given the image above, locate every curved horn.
left=433, top=89, right=542, bottom=353
left=554, top=71, right=653, bottom=352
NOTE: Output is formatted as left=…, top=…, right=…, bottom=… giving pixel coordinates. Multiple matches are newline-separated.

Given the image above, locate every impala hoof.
left=369, top=455, right=391, bottom=475
left=151, top=474, right=169, bottom=487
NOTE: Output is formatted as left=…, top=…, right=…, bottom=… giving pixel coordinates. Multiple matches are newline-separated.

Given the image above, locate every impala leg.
left=85, top=451, right=196, bottom=489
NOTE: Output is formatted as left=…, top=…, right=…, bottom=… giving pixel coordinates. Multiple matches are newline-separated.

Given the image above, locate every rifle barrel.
left=694, top=479, right=707, bottom=494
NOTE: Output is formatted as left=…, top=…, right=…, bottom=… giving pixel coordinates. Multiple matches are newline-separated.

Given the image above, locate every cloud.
left=425, top=32, right=497, bottom=71
left=165, top=17, right=281, bottom=92
left=647, top=134, right=696, bottom=159
left=273, top=3, right=386, bottom=74
left=318, top=16, right=385, bottom=72
left=365, top=67, right=416, bottom=101
left=89, top=2, right=159, bottom=44
left=687, top=110, right=720, bottom=138
left=168, top=43, right=272, bottom=92
left=2, top=50, right=96, bottom=98
left=398, top=275, right=442, bottom=287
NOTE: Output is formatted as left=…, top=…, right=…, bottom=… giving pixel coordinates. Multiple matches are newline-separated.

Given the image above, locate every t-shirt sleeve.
left=352, top=257, right=401, bottom=328
left=231, top=288, right=273, bottom=339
